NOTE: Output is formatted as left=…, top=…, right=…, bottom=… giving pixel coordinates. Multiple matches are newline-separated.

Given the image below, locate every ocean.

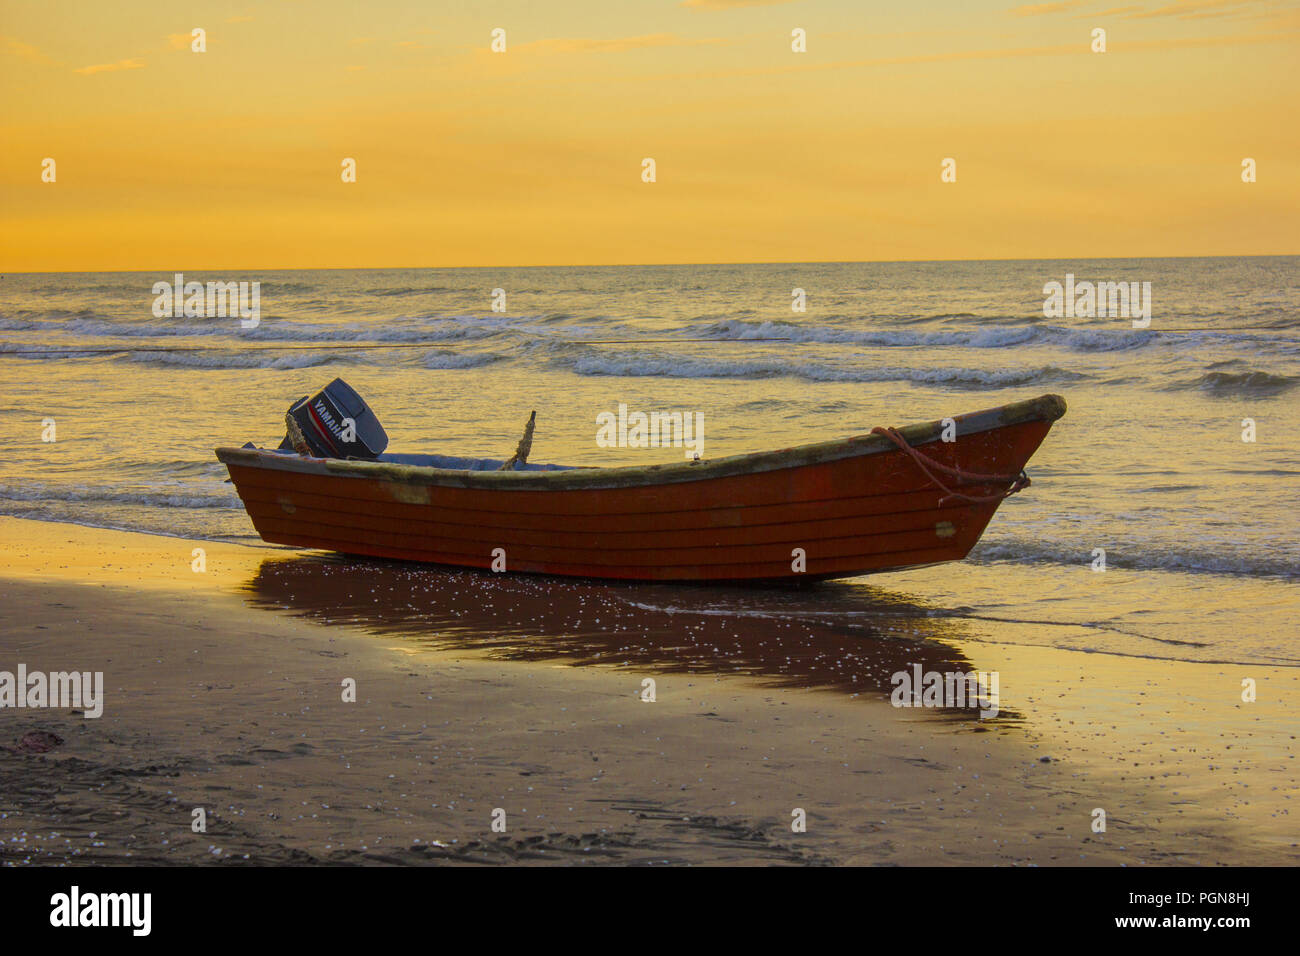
left=1, top=257, right=1296, bottom=669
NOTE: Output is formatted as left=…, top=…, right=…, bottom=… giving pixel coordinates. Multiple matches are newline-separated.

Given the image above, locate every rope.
left=870, top=426, right=1030, bottom=506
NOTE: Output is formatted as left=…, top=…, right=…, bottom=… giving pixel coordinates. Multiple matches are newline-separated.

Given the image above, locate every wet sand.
left=0, top=516, right=1294, bottom=865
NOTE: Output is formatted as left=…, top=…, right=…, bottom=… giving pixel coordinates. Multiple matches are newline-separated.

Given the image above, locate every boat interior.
left=266, top=446, right=578, bottom=473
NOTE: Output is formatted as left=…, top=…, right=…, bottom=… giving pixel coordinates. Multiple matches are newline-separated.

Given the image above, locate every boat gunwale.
left=215, top=393, right=1066, bottom=493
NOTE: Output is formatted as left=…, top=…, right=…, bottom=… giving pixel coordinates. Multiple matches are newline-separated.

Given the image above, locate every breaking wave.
left=106, top=347, right=503, bottom=371
left=970, top=537, right=1300, bottom=581
left=0, top=483, right=240, bottom=510
left=1163, top=370, right=1298, bottom=397
left=696, top=318, right=1297, bottom=355
left=5, top=313, right=535, bottom=344
left=114, top=350, right=372, bottom=370
left=556, top=349, right=1089, bottom=388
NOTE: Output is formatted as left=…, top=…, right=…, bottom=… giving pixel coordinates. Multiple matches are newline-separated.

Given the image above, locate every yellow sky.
left=1, top=0, right=1297, bottom=270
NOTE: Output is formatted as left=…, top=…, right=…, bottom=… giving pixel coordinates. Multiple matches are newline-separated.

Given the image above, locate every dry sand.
left=0, top=516, right=1294, bottom=865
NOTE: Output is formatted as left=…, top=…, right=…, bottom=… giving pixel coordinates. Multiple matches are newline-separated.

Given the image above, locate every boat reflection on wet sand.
left=243, top=553, right=1017, bottom=723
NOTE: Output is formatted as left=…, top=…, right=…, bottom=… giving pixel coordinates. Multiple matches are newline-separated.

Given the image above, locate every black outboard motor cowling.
left=280, top=378, right=388, bottom=460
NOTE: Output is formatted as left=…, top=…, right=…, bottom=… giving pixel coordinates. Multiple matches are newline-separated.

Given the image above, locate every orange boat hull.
left=217, top=394, right=1065, bottom=582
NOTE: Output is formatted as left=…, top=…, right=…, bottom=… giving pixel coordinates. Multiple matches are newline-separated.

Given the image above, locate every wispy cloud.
left=166, top=32, right=194, bottom=50
left=2, top=36, right=54, bottom=64
left=680, top=26, right=1296, bottom=81
left=1009, top=0, right=1089, bottom=15
left=1126, top=0, right=1257, bottom=19
left=1074, top=6, right=1144, bottom=16
left=681, top=0, right=797, bottom=9
left=1010, top=0, right=1268, bottom=17
left=74, top=58, right=145, bottom=75
left=512, top=33, right=727, bottom=54
left=1119, top=26, right=1298, bottom=45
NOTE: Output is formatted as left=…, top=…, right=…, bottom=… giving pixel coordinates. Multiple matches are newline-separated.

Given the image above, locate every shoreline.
left=0, top=515, right=1294, bottom=865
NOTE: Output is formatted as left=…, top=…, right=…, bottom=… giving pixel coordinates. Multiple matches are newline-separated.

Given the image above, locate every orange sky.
left=1, top=0, right=1297, bottom=270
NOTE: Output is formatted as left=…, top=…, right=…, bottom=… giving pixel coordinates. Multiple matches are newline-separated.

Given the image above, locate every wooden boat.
left=216, top=393, right=1066, bottom=583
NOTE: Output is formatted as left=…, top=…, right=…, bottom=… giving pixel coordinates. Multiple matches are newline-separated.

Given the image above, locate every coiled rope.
left=870, top=426, right=1030, bottom=505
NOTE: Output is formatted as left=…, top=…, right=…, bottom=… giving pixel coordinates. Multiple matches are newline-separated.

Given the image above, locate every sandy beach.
left=0, top=515, right=1293, bottom=866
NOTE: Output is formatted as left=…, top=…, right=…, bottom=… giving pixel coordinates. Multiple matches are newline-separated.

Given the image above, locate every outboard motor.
left=279, top=378, right=388, bottom=460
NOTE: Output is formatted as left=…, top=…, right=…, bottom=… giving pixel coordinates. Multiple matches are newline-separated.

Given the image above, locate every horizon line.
left=3, top=252, right=1298, bottom=276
